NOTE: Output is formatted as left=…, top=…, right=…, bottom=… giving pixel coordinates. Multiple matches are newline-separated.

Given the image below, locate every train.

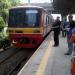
left=7, top=5, right=54, bottom=48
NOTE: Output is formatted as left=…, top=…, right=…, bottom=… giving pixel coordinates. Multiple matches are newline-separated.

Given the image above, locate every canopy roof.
left=53, top=0, right=75, bottom=15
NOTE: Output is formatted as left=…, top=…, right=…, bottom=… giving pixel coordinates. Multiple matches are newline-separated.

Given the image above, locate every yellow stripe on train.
left=7, top=28, right=43, bottom=33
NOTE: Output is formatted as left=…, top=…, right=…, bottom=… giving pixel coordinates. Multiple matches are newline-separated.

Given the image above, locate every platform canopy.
left=53, top=0, right=75, bottom=15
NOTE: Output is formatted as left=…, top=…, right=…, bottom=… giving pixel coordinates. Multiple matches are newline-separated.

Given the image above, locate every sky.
left=51, top=14, right=61, bottom=21
left=67, top=14, right=75, bottom=21
left=51, top=14, right=75, bottom=21
left=20, top=0, right=52, bottom=3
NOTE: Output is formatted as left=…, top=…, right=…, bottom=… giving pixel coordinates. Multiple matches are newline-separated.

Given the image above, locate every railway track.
left=8, top=49, right=34, bottom=75
left=0, top=47, right=20, bottom=64
left=0, top=32, right=51, bottom=75
left=0, top=48, right=35, bottom=75
left=0, top=46, right=11, bottom=53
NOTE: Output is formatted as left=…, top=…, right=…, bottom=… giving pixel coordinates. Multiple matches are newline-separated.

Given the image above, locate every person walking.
left=53, top=16, right=61, bottom=47
left=65, top=15, right=75, bottom=55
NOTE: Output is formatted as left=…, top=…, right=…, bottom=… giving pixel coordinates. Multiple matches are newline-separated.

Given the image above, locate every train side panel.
left=42, top=11, right=52, bottom=37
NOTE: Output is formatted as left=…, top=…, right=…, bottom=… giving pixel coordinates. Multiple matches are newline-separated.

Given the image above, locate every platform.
left=18, top=32, right=72, bottom=75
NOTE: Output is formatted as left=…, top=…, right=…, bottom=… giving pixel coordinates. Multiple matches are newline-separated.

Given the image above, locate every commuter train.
left=7, top=5, right=53, bottom=48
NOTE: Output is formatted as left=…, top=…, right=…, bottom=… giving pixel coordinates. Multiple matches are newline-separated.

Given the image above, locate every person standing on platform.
left=53, top=16, right=61, bottom=47
left=62, top=18, right=68, bottom=37
left=65, top=15, right=75, bottom=55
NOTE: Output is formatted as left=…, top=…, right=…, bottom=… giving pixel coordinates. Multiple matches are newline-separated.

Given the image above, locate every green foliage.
left=0, top=0, right=11, bottom=23
left=0, top=0, right=20, bottom=49
left=0, top=0, right=20, bottom=29
left=1, top=0, right=11, bottom=8
left=1, top=9, right=9, bottom=22
left=0, top=35, right=11, bottom=49
left=0, top=16, right=5, bottom=31
left=9, top=0, right=20, bottom=6
left=0, top=17, right=5, bottom=26
left=0, top=0, right=20, bottom=23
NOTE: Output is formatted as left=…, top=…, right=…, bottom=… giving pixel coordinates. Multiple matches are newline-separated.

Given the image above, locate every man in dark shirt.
left=53, top=16, right=61, bottom=47
left=69, top=17, right=75, bottom=29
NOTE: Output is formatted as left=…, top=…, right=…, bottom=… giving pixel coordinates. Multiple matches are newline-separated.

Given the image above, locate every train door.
left=43, top=12, right=47, bottom=37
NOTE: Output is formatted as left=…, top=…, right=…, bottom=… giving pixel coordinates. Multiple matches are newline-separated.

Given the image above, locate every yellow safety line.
left=35, top=41, right=52, bottom=75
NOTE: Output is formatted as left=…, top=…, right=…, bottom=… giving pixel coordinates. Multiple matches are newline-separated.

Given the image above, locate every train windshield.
left=8, top=9, right=41, bottom=27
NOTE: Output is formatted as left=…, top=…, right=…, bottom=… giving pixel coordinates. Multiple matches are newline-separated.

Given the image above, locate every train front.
left=7, top=7, right=43, bottom=48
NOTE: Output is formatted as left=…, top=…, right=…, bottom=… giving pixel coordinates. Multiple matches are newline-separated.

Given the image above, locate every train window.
left=44, top=15, right=46, bottom=26
left=46, top=15, right=50, bottom=25
left=8, top=9, right=24, bottom=27
left=45, top=15, right=49, bottom=25
left=8, top=9, right=41, bottom=28
left=26, top=10, right=38, bottom=13
left=47, top=16, right=50, bottom=24
left=24, top=10, right=40, bottom=27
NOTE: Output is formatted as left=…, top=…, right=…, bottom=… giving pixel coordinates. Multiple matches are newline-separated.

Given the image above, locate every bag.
left=70, top=28, right=75, bottom=43
left=70, top=34, right=75, bottom=43
left=71, top=56, right=75, bottom=75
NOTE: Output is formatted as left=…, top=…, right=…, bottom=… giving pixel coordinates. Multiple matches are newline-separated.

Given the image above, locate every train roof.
left=9, top=5, right=44, bottom=10
left=9, top=5, right=49, bottom=13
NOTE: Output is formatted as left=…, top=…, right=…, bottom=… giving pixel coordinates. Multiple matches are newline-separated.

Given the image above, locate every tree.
left=0, top=0, right=20, bottom=23
left=0, top=0, right=11, bottom=23
left=0, top=16, right=5, bottom=31
left=0, top=0, right=20, bottom=37
left=0, top=0, right=20, bottom=49
left=9, top=0, right=20, bottom=6
left=0, top=0, right=20, bottom=30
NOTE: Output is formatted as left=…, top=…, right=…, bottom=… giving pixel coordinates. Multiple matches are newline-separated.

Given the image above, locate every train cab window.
left=24, top=10, right=40, bottom=27
left=8, top=9, right=24, bottom=27
left=8, top=9, right=41, bottom=28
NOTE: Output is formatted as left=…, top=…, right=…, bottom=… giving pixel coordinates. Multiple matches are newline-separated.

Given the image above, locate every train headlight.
left=7, top=30, right=13, bottom=33
left=33, top=30, right=40, bottom=33
left=15, top=30, right=23, bottom=33
left=12, top=40, right=17, bottom=44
